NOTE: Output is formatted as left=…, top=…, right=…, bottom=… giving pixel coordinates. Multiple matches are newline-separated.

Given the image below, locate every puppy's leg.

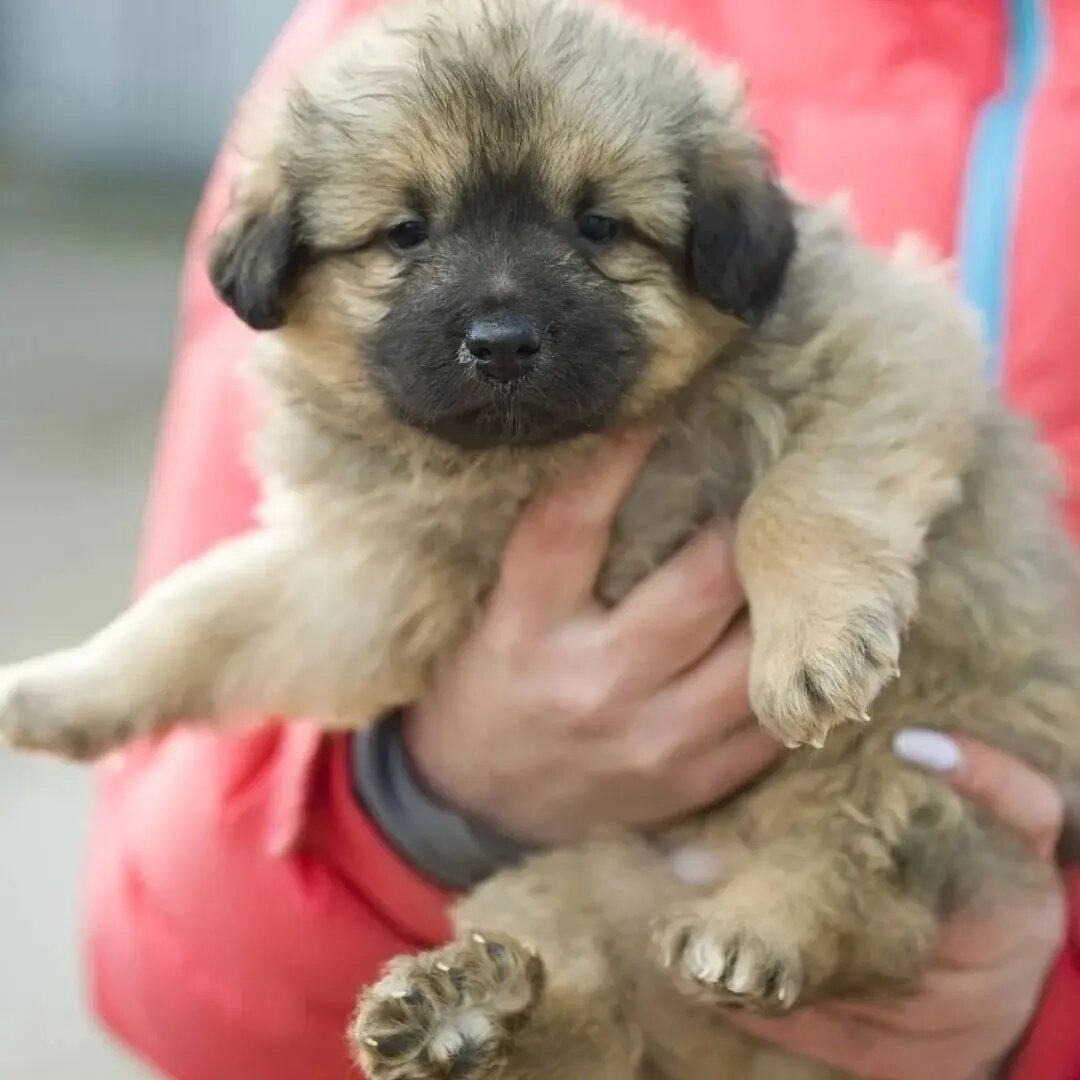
left=732, top=235, right=988, bottom=751
left=352, top=841, right=669, bottom=1080
left=657, top=836, right=934, bottom=1016
left=737, top=479, right=915, bottom=751
left=737, top=372, right=977, bottom=749
left=0, top=530, right=436, bottom=759
left=654, top=757, right=1047, bottom=1015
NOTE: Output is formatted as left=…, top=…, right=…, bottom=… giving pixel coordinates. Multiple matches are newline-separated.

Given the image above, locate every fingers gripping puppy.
left=3, top=2, right=1079, bottom=1078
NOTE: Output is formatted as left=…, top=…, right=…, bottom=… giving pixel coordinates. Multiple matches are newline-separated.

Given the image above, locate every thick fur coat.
left=2, top=2, right=1079, bottom=1077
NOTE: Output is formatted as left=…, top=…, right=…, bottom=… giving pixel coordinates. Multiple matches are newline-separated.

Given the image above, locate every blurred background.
left=0, top=2, right=295, bottom=1074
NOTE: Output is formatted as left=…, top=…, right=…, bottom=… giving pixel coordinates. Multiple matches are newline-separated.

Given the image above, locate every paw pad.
left=352, top=932, right=544, bottom=1080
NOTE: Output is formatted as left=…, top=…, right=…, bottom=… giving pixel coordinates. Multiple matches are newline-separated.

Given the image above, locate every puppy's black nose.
left=465, top=314, right=541, bottom=383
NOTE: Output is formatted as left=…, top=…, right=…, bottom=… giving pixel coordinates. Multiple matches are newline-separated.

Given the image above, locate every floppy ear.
left=209, top=194, right=302, bottom=332
left=687, top=66, right=796, bottom=326
left=687, top=172, right=796, bottom=327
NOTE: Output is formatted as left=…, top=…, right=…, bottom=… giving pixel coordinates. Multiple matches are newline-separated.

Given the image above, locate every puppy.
left=3, top=0, right=1080, bottom=1076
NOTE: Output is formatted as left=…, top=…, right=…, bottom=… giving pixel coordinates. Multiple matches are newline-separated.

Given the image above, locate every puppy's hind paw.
left=351, top=932, right=544, bottom=1080
left=656, top=901, right=804, bottom=1016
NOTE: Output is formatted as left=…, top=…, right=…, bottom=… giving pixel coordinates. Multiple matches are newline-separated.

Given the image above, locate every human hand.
left=725, top=733, right=1067, bottom=1080
left=405, top=432, right=780, bottom=845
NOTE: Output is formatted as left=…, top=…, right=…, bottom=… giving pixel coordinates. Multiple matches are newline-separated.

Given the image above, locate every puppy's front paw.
left=0, top=653, right=137, bottom=761
left=749, top=588, right=903, bottom=749
left=656, top=900, right=803, bottom=1016
left=351, top=932, right=544, bottom=1080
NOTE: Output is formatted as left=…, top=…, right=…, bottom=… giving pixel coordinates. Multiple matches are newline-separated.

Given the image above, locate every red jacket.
left=86, top=1, right=1080, bottom=1077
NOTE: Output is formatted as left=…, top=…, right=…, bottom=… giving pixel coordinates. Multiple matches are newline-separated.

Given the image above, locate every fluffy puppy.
left=2, top=0, right=1080, bottom=1076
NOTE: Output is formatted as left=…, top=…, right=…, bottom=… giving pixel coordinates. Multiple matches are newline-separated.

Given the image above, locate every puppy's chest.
left=269, top=371, right=776, bottom=609
left=597, top=401, right=764, bottom=604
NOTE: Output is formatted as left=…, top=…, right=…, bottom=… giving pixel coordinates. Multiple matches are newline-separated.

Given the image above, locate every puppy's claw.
left=725, top=949, right=756, bottom=995
left=775, top=975, right=800, bottom=1010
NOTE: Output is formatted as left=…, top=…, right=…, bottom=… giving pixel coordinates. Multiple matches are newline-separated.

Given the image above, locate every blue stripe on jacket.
left=957, top=0, right=1049, bottom=381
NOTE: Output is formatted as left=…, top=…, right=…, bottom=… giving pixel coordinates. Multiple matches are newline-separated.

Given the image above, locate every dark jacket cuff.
left=349, top=711, right=533, bottom=891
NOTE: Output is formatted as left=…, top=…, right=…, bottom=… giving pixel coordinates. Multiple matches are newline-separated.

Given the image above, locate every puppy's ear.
left=687, top=174, right=795, bottom=326
left=209, top=191, right=302, bottom=332
left=208, top=84, right=303, bottom=332
left=688, top=66, right=796, bottom=326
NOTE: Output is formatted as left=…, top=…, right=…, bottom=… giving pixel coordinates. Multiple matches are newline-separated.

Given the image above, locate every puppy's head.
left=210, top=0, right=795, bottom=448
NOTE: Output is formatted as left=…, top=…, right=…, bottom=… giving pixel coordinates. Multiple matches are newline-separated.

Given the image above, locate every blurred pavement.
left=0, top=162, right=200, bottom=1078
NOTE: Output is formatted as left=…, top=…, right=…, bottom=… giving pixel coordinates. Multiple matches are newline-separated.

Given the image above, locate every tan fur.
left=2, top=1, right=1079, bottom=1077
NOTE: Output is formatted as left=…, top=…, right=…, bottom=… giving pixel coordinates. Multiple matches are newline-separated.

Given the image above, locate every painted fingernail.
left=892, top=728, right=961, bottom=772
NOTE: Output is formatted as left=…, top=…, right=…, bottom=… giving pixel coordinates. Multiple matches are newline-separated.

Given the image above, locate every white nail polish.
left=892, top=728, right=961, bottom=773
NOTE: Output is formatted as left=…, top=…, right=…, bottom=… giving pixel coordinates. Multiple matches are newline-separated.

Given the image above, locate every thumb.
left=492, top=430, right=656, bottom=626
left=893, top=729, right=1064, bottom=861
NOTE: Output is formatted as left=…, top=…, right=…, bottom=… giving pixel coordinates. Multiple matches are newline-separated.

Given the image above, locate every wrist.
left=401, top=701, right=490, bottom=821
left=404, top=704, right=554, bottom=846
left=350, top=710, right=534, bottom=890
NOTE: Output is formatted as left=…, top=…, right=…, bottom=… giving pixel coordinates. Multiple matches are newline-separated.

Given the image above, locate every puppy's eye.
left=578, top=213, right=621, bottom=245
left=387, top=219, right=430, bottom=252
